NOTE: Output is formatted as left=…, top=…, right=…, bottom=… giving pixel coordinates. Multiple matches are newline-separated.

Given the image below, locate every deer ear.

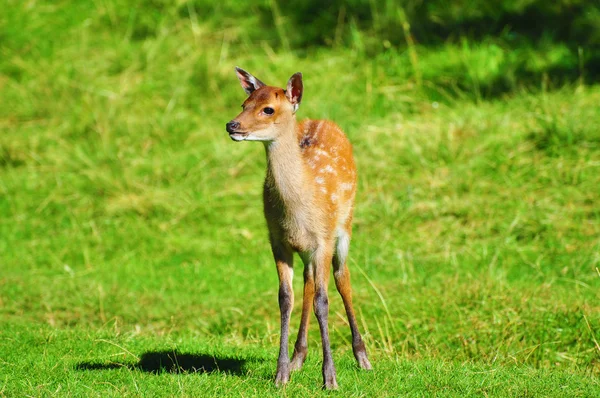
left=286, top=72, right=303, bottom=113
left=235, top=67, right=266, bottom=96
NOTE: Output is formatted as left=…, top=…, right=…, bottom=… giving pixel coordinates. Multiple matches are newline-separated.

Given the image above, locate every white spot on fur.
left=315, top=177, right=325, bottom=184
left=320, top=187, right=327, bottom=194
left=323, top=165, right=336, bottom=174
left=331, top=193, right=338, bottom=202
left=341, top=182, right=353, bottom=191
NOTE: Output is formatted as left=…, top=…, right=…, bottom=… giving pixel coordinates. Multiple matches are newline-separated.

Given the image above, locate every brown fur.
left=227, top=69, right=372, bottom=389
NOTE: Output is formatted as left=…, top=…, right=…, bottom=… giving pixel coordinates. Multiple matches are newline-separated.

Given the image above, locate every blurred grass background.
left=1, top=0, right=600, bottom=396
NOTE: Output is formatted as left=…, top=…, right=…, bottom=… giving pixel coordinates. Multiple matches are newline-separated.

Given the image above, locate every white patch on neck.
left=242, top=126, right=278, bottom=142
left=245, top=134, right=272, bottom=141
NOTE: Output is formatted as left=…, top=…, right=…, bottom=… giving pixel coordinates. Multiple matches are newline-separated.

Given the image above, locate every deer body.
left=226, top=68, right=371, bottom=389
left=264, top=120, right=355, bottom=252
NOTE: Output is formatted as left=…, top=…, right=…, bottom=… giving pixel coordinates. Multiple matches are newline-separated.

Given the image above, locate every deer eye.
left=263, top=107, right=275, bottom=115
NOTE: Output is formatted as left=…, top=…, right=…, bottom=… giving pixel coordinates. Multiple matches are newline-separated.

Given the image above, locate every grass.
left=1, top=1, right=600, bottom=396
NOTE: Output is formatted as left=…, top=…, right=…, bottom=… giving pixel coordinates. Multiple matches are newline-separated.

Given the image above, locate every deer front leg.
left=273, top=242, right=294, bottom=387
left=290, top=258, right=314, bottom=371
left=313, top=248, right=338, bottom=389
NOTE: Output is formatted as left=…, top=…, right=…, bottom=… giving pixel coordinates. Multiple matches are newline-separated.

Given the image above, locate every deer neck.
left=264, top=120, right=310, bottom=208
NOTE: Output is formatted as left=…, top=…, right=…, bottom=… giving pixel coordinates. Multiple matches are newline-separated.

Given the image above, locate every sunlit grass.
left=1, top=1, right=599, bottom=396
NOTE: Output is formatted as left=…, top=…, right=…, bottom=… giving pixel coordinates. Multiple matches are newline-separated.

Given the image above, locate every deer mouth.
left=228, top=132, right=248, bottom=141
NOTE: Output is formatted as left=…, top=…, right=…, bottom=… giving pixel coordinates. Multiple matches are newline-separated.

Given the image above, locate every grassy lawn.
left=1, top=1, right=600, bottom=396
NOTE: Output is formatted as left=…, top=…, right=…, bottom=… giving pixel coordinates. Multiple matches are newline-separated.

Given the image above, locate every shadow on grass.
left=76, top=350, right=250, bottom=375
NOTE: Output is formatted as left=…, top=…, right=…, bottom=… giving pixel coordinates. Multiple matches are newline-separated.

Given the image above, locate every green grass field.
left=1, top=1, right=600, bottom=396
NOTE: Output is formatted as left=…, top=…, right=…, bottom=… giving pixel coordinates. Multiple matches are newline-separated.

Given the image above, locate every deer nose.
left=226, top=121, right=240, bottom=133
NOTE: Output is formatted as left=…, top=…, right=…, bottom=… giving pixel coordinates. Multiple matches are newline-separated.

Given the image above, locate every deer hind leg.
left=312, top=246, right=338, bottom=389
left=332, top=228, right=372, bottom=370
left=272, top=242, right=294, bottom=386
left=290, top=254, right=314, bottom=371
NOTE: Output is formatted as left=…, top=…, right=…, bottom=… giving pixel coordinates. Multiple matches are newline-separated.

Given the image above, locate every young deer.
left=226, top=67, right=372, bottom=389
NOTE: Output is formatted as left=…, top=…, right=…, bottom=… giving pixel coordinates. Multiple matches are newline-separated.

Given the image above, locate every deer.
left=225, top=67, right=372, bottom=389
